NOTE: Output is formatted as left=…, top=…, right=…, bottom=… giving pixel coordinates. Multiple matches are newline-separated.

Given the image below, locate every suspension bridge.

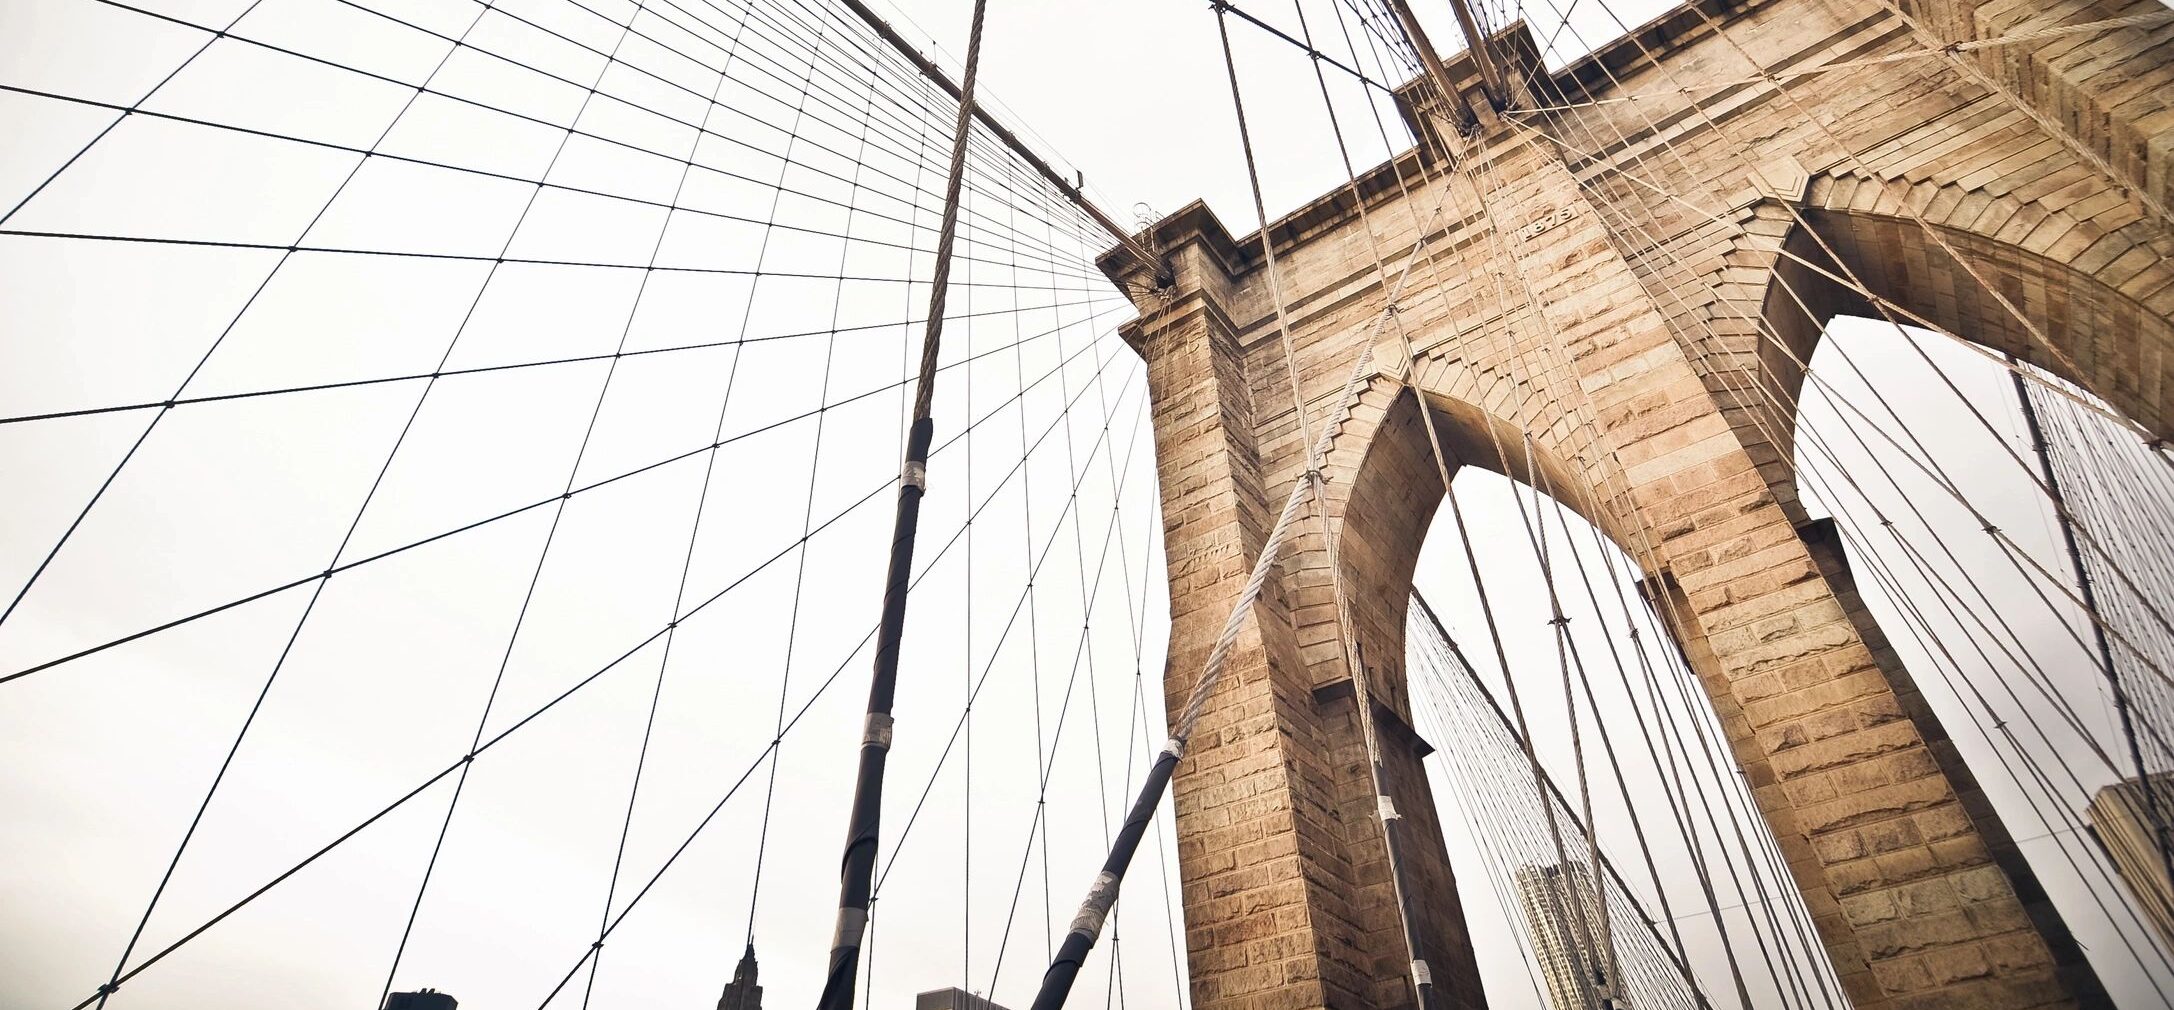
left=4, top=0, right=2174, bottom=1008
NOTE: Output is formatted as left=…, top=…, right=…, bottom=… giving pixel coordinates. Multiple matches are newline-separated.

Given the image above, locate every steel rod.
left=814, top=2, right=990, bottom=1006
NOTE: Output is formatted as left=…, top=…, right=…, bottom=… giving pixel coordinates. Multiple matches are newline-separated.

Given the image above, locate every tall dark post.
left=812, top=2, right=989, bottom=1008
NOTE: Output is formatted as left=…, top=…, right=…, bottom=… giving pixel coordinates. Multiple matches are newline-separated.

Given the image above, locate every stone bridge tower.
left=1098, top=0, right=2174, bottom=1008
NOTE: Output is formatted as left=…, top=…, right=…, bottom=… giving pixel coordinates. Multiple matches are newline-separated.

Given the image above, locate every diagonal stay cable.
left=0, top=226, right=1107, bottom=293
left=447, top=0, right=1115, bottom=267
left=870, top=366, right=1149, bottom=899
left=1026, top=338, right=1392, bottom=1010
left=814, top=0, right=989, bottom=1004
left=1408, top=592, right=1715, bottom=1008
left=980, top=212, right=1156, bottom=983
left=0, top=78, right=1099, bottom=286
left=715, top=4, right=848, bottom=956
left=500, top=0, right=1089, bottom=263
left=0, top=0, right=275, bottom=224
left=61, top=0, right=1104, bottom=279
left=375, top=0, right=764, bottom=998
left=79, top=1, right=608, bottom=1000
left=562, top=0, right=1104, bottom=265
left=576, top=22, right=807, bottom=1001
left=0, top=294, right=1120, bottom=427
left=0, top=0, right=519, bottom=635
left=1503, top=7, right=2174, bottom=978
left=572, top=0, right=1119, bottom=261
left=980, top=368, right=1151, bottom=1000
left=58, top=326, right=1137, bottom=1010
left=530, top=341, right=1142, bottom=1010
left=1, top=302, right=1125, bottom=688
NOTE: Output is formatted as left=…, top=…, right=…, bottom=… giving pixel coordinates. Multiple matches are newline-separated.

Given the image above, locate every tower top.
left=717, top=943, right=762, bottom=1010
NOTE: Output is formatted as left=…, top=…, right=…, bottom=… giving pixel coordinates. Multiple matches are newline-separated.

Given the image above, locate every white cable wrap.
left=1162, top=737, right=1186, bottom=761
left=1411, top=959, right=1432, bottom=986
left=1377, top=794, right=1401, bottom=822
left=1069, top=870, right=1121, bottom=940
left=864, top=713, right=894, bottom=750
left=901, top=460, right=927, bottom=490
left=833, top=907, right=868, bottom=948
left=1170, top=343, right=1377, bottom=744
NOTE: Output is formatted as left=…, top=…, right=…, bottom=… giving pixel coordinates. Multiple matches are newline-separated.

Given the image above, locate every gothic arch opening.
left=1756, top=202, right=2174, bottom=481
left=1774, top=305, right=2174, bottom=1003
left=1331, top=384, right=1624, bottom=720
left=1714, top=183, right=2174, bottom=1005
left=1325, top=384, right=1845, bottom=1009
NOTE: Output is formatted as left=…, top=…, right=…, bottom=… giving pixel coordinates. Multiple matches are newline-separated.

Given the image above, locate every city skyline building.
left=1514, top=862, right=1624, bottom=1010
left=717, top=944, right=763, bottom=1010
left=382, top=991, right=457, bottom=1010
left=2087, top=774, right=2174, bottom=953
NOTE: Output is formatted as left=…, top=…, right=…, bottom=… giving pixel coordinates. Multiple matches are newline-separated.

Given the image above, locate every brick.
left=1104, top=11, right=2152, bottom=1004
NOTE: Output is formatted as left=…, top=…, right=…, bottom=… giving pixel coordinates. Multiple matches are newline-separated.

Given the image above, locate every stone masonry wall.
left=1100, top=0, right=2171, bottom=1006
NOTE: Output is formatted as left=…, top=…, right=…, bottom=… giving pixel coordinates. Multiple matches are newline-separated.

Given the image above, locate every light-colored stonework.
left=1098, top=0, right=2173, bottom=1008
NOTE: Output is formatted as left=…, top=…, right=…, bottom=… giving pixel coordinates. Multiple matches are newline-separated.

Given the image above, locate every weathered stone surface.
left=1103, top=0, right=2168, bottom=1007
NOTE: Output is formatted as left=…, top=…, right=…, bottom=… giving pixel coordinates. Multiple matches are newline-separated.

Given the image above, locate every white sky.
left=3, top=0, right=2171, bottom=1009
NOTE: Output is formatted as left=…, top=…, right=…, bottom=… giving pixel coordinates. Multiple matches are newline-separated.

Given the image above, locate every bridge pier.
left=1115, top=221, right=1489, bottom=1010
left=1100, top=0, right=2173, bottom=1003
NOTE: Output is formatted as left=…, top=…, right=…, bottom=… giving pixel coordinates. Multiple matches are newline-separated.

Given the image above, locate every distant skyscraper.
left=1514, top=862, right=1624, bottom=1010
left=2088, top=773, right=2174, bottom=951
left=914, top=988, right=1010, bottom=1010
left=718, top=944, right=763, bottom=1010
left=382, top=991, right=457, bottom=1010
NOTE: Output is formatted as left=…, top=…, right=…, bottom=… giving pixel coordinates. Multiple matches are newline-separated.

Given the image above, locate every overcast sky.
left=4, top=0, right=2171, bottom=1009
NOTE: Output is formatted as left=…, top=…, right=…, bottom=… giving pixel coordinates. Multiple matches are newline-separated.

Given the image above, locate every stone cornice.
left=1094, top=0, right=1781, bottom=300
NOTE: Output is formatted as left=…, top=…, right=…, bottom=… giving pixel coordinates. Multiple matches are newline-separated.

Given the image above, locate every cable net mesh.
left=1, top=0, right=1182, bottom=1007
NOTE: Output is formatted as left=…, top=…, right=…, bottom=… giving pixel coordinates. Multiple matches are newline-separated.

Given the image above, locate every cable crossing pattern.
left=4, top=0, right=2174, bottom=1009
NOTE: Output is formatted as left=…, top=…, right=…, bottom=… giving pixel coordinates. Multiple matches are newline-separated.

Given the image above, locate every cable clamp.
left=1548, top=615, right=1570, bottom=627
left=864, top=712, right=895, bottom=750
left=1411, top=959, right=1432, bottom=986
left=1069, top=870, right=1121, bottom=942
left=1377, top=794, right=1401, bottom=822
left=833, top=906, right=868, bottom=948
left=902, top=460, right=927, bottom=490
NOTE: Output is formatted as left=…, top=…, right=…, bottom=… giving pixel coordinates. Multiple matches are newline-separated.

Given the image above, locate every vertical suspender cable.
left=815, top=2, right=989, bottom=1007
